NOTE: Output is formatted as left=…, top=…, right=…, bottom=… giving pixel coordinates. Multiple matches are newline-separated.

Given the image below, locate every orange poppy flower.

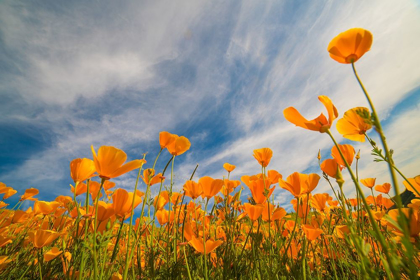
left=243, top=203, right=264, bottom=221
left=156, top=209, right=174, bottom=225
left=0, top=184, right=17, bottom=200
left=327, top=28, right=373, bottom=64
left=183, top=180, right=202, bottom=199
left=336, top=107, right=372, bottom=142
left=279, top=172, right=320, bottom=198
left=111, top=188, right=144, bottom=218
left=29, top=229, right=61, bottom=248
left=221, top=179, right=241, bottom=196
left=374, top=183, right=391, bottom=194
left=153, top=191, right=170, bottom=210
left=253, top=148, right=273, bottom=167
left=70, top=182, right=88, bottom=196
left=44, top=247, right=63, bottom=262
left=188, top=236, right=223, bottom=254
left=223, top=163, right=236, bottom=173
left=360, top=178, right=376, bottom=189
left=96, top=201, right=115, bottom=221
left=283, top=96, right=338, bottom=133
left=334, top=225, right=350, bottom=239
left=70, top=158, right=96, bottom=184
left=34, top=201, right=61, bottom=215
left=403, top=176, right=420, bottom=197
left=242, top=176, right=275, bottom=204
left=20, top=188, right=39, bottom=201
left=166, top=135, right=191, bottom=156
left=388, top=208, right=420, bottom=238
left=320, top=159, right=341, bottom=179
left=261, top=203, right=286, bottom=222
left=311, top=193, right=330, bottom=213
left=142, top=169, right=165, bottom=186
left=0, top=256, right=11, bottom=270
left=89, top=181, right=103, bottom=201
left=159, top=131, right=177, bottom=149
left=302, top=225, right=323, bottom=241
left=331, top=144, right=355, bottom=167
left=199, top=177, right=224, bottom=199
left=91, top=145, right=146, bottom=180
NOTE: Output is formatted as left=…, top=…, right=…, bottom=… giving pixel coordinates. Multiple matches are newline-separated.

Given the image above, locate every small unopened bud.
left=317, top=150, right=321, bottom=161
left=335, top=166, right=345, bottom=188
left=356, top=150, right=361, bottom=160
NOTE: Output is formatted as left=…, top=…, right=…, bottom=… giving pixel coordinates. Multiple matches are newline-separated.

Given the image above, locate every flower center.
left=345, top=54, right=358, bottom=63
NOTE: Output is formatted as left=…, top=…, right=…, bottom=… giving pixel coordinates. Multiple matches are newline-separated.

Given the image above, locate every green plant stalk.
left=92, top=178, right=105, bottom=279
left=203, top=198, right=209, bottom=280
left=326, top=129, right=399, bottom=279
left=78, top=179, right=90, bottom=280
left=351, top=62, right=403, bottom=209
left=123, top=156, right=146, bottom=280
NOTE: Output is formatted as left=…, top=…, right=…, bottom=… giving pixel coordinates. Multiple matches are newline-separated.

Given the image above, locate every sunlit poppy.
left=223, top=163, right=236, bottom=173
left=403, top=176, right=420, bottom=197
left=91, top=145, right=146, bottom=180
left=243, top=203, right=264, bottom=221
left=283, top=96, right=338, bottom=133
left=360, top=178, right=376, bottom=189
left=29, top=229, right=61, bottom=248
left=34, top=201, right=61, bottom=215
left=328, top=28, right=373, bottom=64
left=336, top=107, right=372, bottom=142
left=188, top=236, right=223, bottom=254
left=70, top=182, right=88, bottom=196
left=20, top=188, right=39, bottom=201
left=183, top=180, right=202, bottom=199
left=253, top=148, right=273, bottom=167
left=375, top=183, right=391, bottom=194
left=44, top=247, right=63, bottom=262
left=320, top=159, right=341, bottom=179
left=331, top=144, right=355, bottom=167
left=166, top=135, right=191, bottom=156
left=279, top=172, right=320, bottom=197
left=311, top=193, right=330, bottom=213
left=159, top=131, right=177, bottom=149
left=70, top=158, right=96, bottom=184
left=142, top=169, right=165, bottom=186
left=302, top=225, right=323, bottom=241
left=112, top=188, right=144, bottom=218
left=200, top=176, right=224, bottom=199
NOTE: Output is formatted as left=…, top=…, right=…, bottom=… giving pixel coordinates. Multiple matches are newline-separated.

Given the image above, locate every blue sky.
left=1, top=0, right=420, bottom=212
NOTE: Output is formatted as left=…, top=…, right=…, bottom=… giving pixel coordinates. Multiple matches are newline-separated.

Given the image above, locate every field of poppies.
left=0, top=28, right=419, bottom=280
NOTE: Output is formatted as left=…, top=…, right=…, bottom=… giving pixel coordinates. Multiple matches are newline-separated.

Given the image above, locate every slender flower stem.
left=123, top=156, right=146, bottom=280
left=326, top=129, right=399, bottom=279
left=351, top=62, right=403, bottom=209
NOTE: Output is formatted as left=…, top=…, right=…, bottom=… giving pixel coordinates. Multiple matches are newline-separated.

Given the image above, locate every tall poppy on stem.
left=253, top=148, right=273, bottom=167
left=91, top=146, right=146, bottom=180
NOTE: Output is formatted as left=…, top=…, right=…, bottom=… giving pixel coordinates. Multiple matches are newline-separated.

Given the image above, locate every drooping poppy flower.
left=223, top=163, right=236, bottom=173
left=159, top=131, right=177, bottom=149
left=20, top=188, right=39, bottom=201
left=70, top=158, right=96, bottom=184
left=360, top=178, right=376, bottom=189
left=331, top=144, right=355, bottom=167
left=327, top=28, right=373, bottom=64
left=374, top=183, right=391, bottom=194
left=0, top=184, right=17, bottom=200
left=200, top=177, right=224, bottom=199
left=29, top=229, right=61, bottom=248
left=183, top=180, right=202, bottom=199
left=91, top=146, right=146, bottom=180
left=44, top=247, right=63, bottom=262
left=403, top=176, right=420, bottom=197
left=283, top=96, right=338, bottom=133
left=302, top=225, right=323, bottom=241
left=243, top=203, right=264, bottom=221
left=336, top=107, right=372, bottom=142
left=166, top=135, right=191, bottom=156
left=188, top=236, right=223, bottom=255
left=253, top=148, right=273, bottom=167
